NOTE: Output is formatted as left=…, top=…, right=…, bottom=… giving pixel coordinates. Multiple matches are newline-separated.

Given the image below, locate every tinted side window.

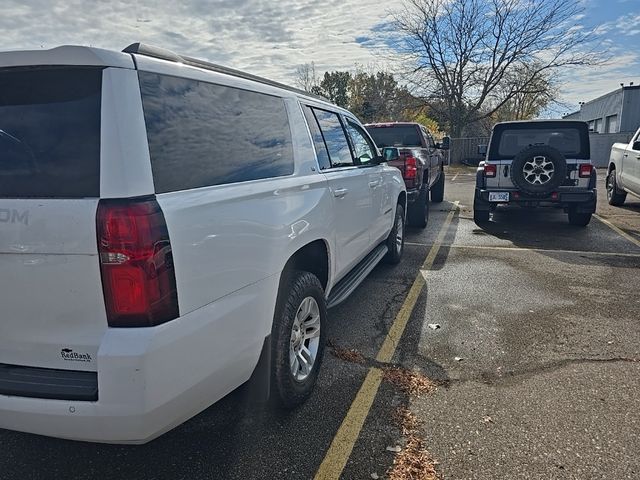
left=0, top=67, right=102, bottom=198
left=139, top=72, right=294, bottom=193
left=312, top=109, right=353, bottom=168
left=302, top=105, right=331, bottom=170
left=346, top=121, right=376, bottom=165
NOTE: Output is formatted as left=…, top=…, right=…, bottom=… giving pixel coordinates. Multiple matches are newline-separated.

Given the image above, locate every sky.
left=1, top=0, right=639, bottom=118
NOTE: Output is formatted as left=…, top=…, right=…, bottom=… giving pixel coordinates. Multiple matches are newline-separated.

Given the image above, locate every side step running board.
left=327, top=243, right=388, bottom=309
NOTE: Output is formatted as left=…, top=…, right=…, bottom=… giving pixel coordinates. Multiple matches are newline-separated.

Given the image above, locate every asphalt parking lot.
left=2, top=168, right=639, bottom=480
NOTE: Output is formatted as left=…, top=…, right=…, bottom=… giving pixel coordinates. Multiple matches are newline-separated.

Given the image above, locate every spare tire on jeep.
left=509, top=145, right=567, bottom=195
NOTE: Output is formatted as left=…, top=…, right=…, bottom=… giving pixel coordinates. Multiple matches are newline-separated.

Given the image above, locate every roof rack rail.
left=122, top=42, right=329, bottom=103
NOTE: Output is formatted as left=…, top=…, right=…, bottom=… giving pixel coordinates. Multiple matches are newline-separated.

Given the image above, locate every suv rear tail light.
left=484, top=164, right=497, bottom=177
left=404, top=156, right=418, bottom=181
left=579, top=164, right=593, bottom=178
left=97, top=197, right=179, bottom=327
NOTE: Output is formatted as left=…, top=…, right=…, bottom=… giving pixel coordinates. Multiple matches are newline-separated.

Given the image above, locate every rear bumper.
left=474, top=188, right=597, bottom=212
left=0, top=276, right=278, bottom=444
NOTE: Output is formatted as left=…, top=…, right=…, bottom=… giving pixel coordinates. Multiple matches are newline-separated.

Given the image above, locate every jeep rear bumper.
left=474, top=188, right=597, bottom=213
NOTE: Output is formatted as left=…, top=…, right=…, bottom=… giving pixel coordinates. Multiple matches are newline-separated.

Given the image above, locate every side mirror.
left=371, top=155, right=385, bottom=165
left=477, top=145, right=487, bottom=156
left=439, top=136, right=450, bottom=150
left=633, top=141, right=640, bottom=151
left=382, top=147, right=400, bottom=161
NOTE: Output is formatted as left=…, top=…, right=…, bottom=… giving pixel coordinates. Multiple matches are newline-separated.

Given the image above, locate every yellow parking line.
left=314, top=202, right=459, bottom=480
left=594, top=214, right=640, bottom=249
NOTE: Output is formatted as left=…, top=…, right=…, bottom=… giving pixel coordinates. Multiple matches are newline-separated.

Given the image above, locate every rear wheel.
left=384, top=204, right=405, bottom=264
left=606, top=169, right=627, bottom=206
left=567, top=208, right=592, bottom=227
left=407, top=186, right=428, bottom=228
left=271, top=271, right=327, bottom=408
left=430, top=170, right=445, bottom=203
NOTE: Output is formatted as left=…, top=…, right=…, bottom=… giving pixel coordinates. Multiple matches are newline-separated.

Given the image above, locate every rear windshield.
left=0, top=67, right=102, bottom=198
left=490, top=123, right=590, bottom=159
left=365, top=125, right=422, bottom=148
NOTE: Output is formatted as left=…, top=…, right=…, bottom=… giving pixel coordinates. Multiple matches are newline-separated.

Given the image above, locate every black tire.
left=271, top=271, right=327, bottom=408
left=567, top=208, right=592, bottom=227
left=407, top=186, right=429, bottom=228
left=606, top=169, right=627, bottom=206
left=430, top=170, right=445, bottom=203
left=473, top=208, right=490, bottom=225
left=384, top=204, right=405, bottom=264
left=510, top=146, right=567, bottom=195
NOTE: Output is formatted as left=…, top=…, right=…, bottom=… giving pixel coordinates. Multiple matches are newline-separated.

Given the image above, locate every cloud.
left=0, top=0, right=404, bottom=84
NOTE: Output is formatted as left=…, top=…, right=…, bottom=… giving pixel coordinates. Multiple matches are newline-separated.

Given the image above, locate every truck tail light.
left=484, top=164, right=497, bottom=177
left=579, top=164, right=593, bottom=178
left=96, top=197, right=179, bottom=327
left=404, top=156, right=418, bottom=181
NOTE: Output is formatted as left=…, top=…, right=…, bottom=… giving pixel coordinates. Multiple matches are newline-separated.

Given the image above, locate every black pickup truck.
left=365, top=122, right=449, bottom=228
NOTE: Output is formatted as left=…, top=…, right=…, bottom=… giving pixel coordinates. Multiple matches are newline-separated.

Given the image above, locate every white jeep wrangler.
left=474, top=120, right=596, bottom=226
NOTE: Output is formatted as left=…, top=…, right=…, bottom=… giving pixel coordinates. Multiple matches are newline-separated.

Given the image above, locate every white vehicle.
left=0, top=43, right=406, bottom=443
left=607, top=127, right=640, bottom=205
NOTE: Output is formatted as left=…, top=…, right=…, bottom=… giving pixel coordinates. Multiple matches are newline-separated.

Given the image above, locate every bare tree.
left=492, top=64, right=559, bottom=121
left=394, top=0, right=603, bottom=137
left=293, top=62, right=319, bottom=93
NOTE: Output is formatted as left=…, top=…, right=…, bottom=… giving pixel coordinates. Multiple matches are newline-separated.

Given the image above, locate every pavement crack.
left=448, top=356, right=639, bottom=387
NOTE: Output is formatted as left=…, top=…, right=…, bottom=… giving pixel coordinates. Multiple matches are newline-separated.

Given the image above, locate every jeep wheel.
left=567, top=208, right=592, bottom=227
left=384, top=204, right=404, bottom=264
left=408, top=186, right=428, bottom=228
left=272, top=271, right=327, bottom=408
left=473, top=208, right=490, bottom=225
left=606, top=169, right=627, bottom=206
left=510, top=146, right=567, bottom=195
left=430, top=170, right=445, bottom=203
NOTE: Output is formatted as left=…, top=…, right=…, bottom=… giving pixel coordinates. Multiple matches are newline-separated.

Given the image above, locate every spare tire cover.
left=509, top=145, right=567, bottom=195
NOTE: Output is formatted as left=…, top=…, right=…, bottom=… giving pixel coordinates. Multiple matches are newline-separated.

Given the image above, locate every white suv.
left=0, top=44, right=406, bottom=443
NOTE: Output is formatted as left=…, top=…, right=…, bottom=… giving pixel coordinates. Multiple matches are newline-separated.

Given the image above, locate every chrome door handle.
left=368, top=180, right=380, bottom=188
left=333, top=188, right=348, bottom=198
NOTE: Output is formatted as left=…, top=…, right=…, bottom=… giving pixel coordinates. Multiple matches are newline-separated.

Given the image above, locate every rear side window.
left=139, top=72, right=294, bottom=193
left=302, top=105, right=331, bottom=170
left=312, top=109, right=353, bottom=167
left=365, top=125, right=422, bottom=147
left=0, top=67, right=102, bottom=198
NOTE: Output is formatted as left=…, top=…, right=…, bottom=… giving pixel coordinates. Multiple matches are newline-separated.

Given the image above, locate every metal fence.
left=449, top=137, right=489, bottom=165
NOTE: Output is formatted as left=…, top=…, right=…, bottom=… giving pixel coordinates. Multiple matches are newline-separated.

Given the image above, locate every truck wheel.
left=407, top=186, right=428, bottom=228
left=271, top=271, right=326, bottom=408
left=430, top=170, right=445, bottom=203
left=567, top=208, right=592, bottom=227
left=606, top=170, right=627, bottom=206
left=384, top=204, right=405, bottom=264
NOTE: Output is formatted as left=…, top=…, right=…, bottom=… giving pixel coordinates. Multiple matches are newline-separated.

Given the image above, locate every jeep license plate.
left=488, top=192, right=509, bottom=202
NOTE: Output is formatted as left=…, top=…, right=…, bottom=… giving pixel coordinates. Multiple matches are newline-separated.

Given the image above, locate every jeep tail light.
left=404, top=156, right=418, bottom=181
left=484, top=164, right=497, bottom=177
left=579, top=164, right=593, bottom=178
left=97, top=197, right=179, bottom=327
